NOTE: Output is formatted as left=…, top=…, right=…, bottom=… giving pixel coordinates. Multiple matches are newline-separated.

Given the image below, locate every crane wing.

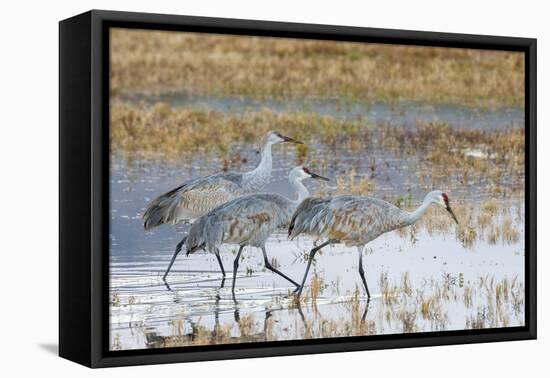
left=289, top=195, right=404, bottom=243
left=288, top=197, right=330, bottom=239
left=324, top=196, right=403, bottom=241
left=143, top=172, right=243, bottom=230
left=191, top=194, right=292, bottom=249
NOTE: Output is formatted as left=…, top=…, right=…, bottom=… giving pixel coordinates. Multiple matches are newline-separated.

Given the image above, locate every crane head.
left=301, top=167, right=330, bottom=181
left=439, top=192, right=458, bottom=224
left=289, top=166, right=330, bottom=182
left=265, top=130, right=304, bottom=145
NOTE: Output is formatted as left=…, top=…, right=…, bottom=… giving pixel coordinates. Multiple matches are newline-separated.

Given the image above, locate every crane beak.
left=309, top=171, right=330, bottom=181
left=281, top=135, right=304, bottom=145
left=446, top=205, right=459, bottom=224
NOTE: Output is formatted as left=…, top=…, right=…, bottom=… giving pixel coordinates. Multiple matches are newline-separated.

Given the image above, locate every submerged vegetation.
left=111, top=29, right=524, bottom=107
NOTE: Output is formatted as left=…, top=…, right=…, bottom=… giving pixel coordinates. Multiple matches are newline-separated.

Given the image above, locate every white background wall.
left=0, top=0, right=545, bottom=375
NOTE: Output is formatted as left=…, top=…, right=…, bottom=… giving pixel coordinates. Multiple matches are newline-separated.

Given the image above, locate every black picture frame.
left=59, top=9, right=537, bottom=368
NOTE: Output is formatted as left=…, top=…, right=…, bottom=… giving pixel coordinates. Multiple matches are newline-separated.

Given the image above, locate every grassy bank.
left=111, top=29, right=524, bottom=107
left=111, top=102, right=524, bottom=180
left=110, top=101, right=363, bottom=160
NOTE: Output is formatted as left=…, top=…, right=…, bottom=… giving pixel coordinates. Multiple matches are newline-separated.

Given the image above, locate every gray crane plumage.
left=188, top=193, right=296, bottom=251
left=164, top=166, right=329, bottom=301
left=143, top=172, right=243, bottom=230
left=143, top=131, right=302, bottom=231
left=288, top=190, right=459, bottom=299
left=289, top=195, right=410, bottom=246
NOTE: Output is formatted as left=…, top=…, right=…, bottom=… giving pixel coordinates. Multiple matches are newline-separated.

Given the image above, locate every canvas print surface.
left=109, top=28, right=525, bottom=351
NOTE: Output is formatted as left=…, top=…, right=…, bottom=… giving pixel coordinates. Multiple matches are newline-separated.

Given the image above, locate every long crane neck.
left=403, top=196, right=432, bottom=226
left=256, top=141, right=273, bottom=173
left=290, top=177, right=309, bottom=205
left=243, top=141, right=273, bottom=186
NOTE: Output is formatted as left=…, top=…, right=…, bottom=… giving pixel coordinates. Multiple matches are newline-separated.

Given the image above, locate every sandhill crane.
left=165, top=166, right=329, bottom=301
left=144, top=131, right=302, bottom=230
left=142, top=131, right=302, bottom=280
left=288, top=190, right=459, bottom=299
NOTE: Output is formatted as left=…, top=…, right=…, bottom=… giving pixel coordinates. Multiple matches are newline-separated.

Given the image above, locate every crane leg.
left=163, top=236, right=188, bottom=281
left=232, top=245, right=245, bottom=302
left=361, top=301, right=371, bottom=323
left=261, top=247, right=300, bottom=287
left=213, top=250, right=226, bottom=277
left=357, top=246, right=371, bottom=300
left=295, top=239, right=337, bottom=296
left=213, top=249, right=226, bottom=288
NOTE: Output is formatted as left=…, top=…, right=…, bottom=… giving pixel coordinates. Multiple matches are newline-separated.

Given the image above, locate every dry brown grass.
left=379, top=121, right=525, bottom=190
left=387, top=197, right=523, bottom=247
left=111, top=28, right=524, bottom=107
left=144, top=312, right=275, bottom=348
left=335, top=168, right=375, bottom=196
left=110, top=102, right=364, bottom=162
left=308, top=274, right=325, bottom=304
left=111, top=103, right=524, bottom=192
left=502, top=217, right=520, bottom=244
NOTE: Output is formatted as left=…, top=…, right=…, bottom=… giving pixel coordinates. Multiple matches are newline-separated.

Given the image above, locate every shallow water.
left=110, top=161, right=525, bottom=350
left=120, top=93, right=524, bottom=131
left=109, top=97, right=525, bottom=350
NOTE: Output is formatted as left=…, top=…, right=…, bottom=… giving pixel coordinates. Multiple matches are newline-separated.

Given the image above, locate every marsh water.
left=109, top=96, right=525, bottom=350
left=120, top=93, right=524, bottom=131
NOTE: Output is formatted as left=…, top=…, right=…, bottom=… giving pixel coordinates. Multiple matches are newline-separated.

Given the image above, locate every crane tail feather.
left=143, top=184, right=186, bottom=230
left=288, top=197, right=330, bottom=239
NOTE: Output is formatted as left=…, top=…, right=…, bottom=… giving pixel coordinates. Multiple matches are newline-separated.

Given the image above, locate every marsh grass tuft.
left=392, top=199, right=523, bottom=247
left=502, top=217, right=520, bottom=244
left=307, top=274, right=326, bottom=304
left=110, top=103, right=367, bottom=162
left=335, top=168, right=375, bottom=196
